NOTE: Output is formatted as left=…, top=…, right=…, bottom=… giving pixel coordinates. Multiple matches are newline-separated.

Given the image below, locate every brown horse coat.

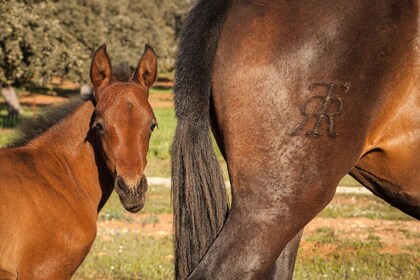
left=172, top=0, right=419, bottom=279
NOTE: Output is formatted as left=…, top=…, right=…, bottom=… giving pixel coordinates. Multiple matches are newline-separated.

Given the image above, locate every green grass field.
left=72, top=188, right=418, bottom=280
left=145, top=107, right=176, bottom=177
left=0, top=131, right=13, bottom=146
left=1, top=90, right=418, bottom=279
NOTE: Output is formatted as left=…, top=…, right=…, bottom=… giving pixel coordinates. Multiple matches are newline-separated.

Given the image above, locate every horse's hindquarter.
left=0, top=149, right=97, bottom=278
left=204, top=0, right=418, bottom=278
left=213, top=0, right=418, bottom=208
left=214, top=0, right=417, bottom=206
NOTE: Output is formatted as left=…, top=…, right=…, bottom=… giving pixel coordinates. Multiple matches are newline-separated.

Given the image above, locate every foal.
left=0, top=44, right=157, bottom=279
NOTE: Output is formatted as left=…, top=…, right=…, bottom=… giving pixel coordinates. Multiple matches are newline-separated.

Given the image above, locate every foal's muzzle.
left=114, top=175, right=148, bottom=213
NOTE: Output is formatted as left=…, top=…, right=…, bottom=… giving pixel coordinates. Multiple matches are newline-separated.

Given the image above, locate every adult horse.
left=172, top=0, right=419, bottom=279
left=0, top=44, right=157, bottom=279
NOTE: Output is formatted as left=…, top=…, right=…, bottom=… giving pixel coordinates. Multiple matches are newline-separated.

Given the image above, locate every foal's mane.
left=8, top=95, right=93, bottom=148
left=8, top=63, right=132, bottom=148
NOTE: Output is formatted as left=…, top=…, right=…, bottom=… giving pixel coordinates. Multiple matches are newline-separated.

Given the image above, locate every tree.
left=0, top=0, right=90, bottom=86
left=0, top=0, right=194, bottom=88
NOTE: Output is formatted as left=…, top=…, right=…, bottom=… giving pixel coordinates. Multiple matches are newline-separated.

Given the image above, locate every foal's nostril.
left=116, top=175, right=147, bottom=197
left=135, top=176, right=148, bottom=196
left=116, top=176, right=130, bottom=195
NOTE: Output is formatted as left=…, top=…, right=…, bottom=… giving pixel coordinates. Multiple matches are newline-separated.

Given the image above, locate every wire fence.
left=0, top=106, right=24, bottom=129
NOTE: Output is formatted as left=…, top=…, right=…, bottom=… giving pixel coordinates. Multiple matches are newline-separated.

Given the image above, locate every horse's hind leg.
left=182, top=0, right=418, bottom=278
left=187, top=129, right=347, bottom=280
left=211, top=107, right=303, bottom=280
left=268, top=230, right=303, bottom=280
left=196, top=76, right=358, bottom=280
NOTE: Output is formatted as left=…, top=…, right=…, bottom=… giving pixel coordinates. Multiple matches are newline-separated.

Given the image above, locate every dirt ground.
left=149, top=93, right=173, bottom=108
left=5, top=91, right=174, bottom=108
left=17, top=93, right=67, bottom=106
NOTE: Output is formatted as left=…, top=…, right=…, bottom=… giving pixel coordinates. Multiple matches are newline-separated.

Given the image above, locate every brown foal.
left=0, top=44, right=157, bottom=279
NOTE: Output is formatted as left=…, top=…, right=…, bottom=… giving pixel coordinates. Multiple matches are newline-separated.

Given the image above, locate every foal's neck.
left=30, top=100, right=114, bottom=212
left=33, top=101, right=95, bottom=151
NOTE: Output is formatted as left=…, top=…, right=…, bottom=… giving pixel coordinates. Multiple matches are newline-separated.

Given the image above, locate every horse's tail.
left=171, top=0, right=230, bottom=279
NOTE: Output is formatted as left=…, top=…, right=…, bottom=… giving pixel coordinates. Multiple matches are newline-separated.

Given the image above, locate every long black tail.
left=171, top=0, right=230, bottom=279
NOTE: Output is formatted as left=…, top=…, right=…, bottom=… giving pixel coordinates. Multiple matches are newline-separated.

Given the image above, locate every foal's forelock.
left=111, top=63, right=132, bottom=83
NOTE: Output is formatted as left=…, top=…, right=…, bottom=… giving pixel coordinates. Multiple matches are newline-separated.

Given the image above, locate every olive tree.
left=0, top=0, right=194, bottom=93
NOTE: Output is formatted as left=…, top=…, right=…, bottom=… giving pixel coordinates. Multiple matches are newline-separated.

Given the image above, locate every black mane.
left=8, top=94, right=93, bottom=148
left=8, top=62, right=133, bottom=148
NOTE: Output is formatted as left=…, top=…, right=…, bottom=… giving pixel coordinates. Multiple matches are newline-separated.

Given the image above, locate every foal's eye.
left=150, top=122, right=158, bottom=132
left=92, top=120, right=105, bottom=134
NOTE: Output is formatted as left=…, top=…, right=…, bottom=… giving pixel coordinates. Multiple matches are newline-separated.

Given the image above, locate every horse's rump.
left=173, top=0, right=419, bottom=278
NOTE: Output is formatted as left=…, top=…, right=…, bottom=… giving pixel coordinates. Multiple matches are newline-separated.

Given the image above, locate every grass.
left=295, top=227, right=419, bottom=280
left=0, top=131, right=14, bottom=147
left=99, top=185, right=172, bottom=223
left=99, top=187, right=415, bottom=223
left=319, top=194, right=415, bottom=221
left=295, top=245, right=419, bottom=280
left=76, top=185, right=175, bottom=279
left=339, top=176, right=361, bottom=187
left=146, top=107, right=176, bottom=177
left=73, top=234, right=173, bottom=280
left=149, top=87, right=173, bottom=95
left=74, top=185, right=418, bottom=280
left=75, top=227, right=419, bottom=280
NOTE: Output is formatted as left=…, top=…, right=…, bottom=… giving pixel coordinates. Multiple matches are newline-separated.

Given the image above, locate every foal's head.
left=90, top=44, right=157, bottom=213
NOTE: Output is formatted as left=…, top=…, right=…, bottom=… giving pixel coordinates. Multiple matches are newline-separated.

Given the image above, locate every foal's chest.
left=18, top=227, right=96, bottom=279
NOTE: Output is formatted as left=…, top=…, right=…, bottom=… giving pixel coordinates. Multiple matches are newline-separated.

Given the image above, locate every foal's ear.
left=90, top=44, right=112, bottom=89
left=133, top=44, right=157, bottom=89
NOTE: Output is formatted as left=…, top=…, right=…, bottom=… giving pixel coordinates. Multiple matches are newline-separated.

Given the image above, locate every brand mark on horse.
left=292, top=83, right=350, bottom=138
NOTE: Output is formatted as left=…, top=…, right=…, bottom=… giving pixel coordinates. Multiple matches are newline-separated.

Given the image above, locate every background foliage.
left=0, top=0, right=194, bottom=86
